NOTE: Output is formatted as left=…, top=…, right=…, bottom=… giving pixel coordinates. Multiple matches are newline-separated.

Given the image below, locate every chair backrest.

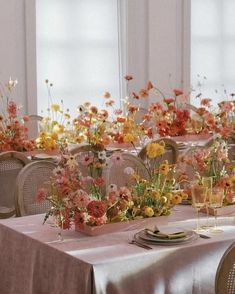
left=15, top=160, right=56, bottom=216
left=185, top=103, right=198, bottom=113
left=0, top=151, right=30, bottom=218
left=103, top=152, right=150, bottom=190
left=70, top=144, right=104, bottom=178
left=138, top=138, right=179, bottom=169
left=25, top=114, right=43, bottom=139
left=215, top=242, right=235, bottom=294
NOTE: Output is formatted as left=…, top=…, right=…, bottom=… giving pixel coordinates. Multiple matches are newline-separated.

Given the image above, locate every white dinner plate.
left=136, top=229, right=198, bottom=245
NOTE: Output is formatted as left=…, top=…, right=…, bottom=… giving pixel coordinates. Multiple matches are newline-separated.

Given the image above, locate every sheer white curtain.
left=36, top=0, right=122, bottom=117
left=191, top=0, right=235, bottom=107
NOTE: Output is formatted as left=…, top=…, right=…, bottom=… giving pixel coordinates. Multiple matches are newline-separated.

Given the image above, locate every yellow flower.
left=123, top=133, right=135, bottom=143
left=53, top=124, right=64, bottom=134
left=146, top=142, right=165, bottom=158
left=159, top=161, right=170, bottom=175
left=230, top=175, right=235, bottom=188
left=171, top=194, right=182, bottom=205
left=51, top=104, right=60, bottom=112
left=64, top=113, right=70, bottom=119
left=165, top=192, right=173, bottom=201
left=152, top=190, right=161, bottom=199
left=144, top=206, right=154, bottom=217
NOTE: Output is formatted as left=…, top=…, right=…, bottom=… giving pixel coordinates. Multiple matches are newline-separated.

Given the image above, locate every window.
left=191, top=0, right=235, bottom=107
left=36, top=0, right=122, bottom=117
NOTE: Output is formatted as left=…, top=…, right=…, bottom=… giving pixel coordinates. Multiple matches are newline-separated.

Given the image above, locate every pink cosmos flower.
left=79, top=153, right=94, bottom=166
left=110, top=152, right=124, bottom=166
left=72, top=189, right=91, bottom=208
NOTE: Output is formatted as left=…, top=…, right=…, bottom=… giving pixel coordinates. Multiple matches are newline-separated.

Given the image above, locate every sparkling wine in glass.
left=201, top=176, right=213, bottom=228
left=191, top=182, right=207, bottom=233
left=209, top=187, right=224, bottom=233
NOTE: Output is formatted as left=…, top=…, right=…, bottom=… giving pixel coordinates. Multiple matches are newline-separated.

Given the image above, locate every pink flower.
left=124, top=75, right=133, bottom=81
left=226, top=192, right=235, bottom=204
left=114, top=109, right=123, bottom=116
left=110, top=152, right=124, bottom=166
left=72, top=190, right=91, bottom=208
left=7, top=101, right=17, bottom=118
left=173, top=88, right=183, bottom=96
left=79, top=153, right=94, bottom=166
left=107, top=191, right=118, bottom=202
left=119, top=187, right=131, bottom=201
left=94, top=177, right=105, bottom=187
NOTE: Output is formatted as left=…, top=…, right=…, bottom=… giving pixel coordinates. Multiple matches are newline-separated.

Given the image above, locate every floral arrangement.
left=36, top=80, right=72, bottom=150
left=0, top=78, right=35, bottom=152
left=36, top=142, right=185, bottom=229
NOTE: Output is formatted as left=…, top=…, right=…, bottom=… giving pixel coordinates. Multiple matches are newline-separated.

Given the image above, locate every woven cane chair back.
left=215, top=242, right=235, bottom=294
left=70, top=144, right=104, bottom=178
left=15, top=160, right=56, bottom=216
left=138, top=138, right=179, bottom=170
left=0, top=151, right=30, bottom=218
left=103, top=152, right=150, bottom=190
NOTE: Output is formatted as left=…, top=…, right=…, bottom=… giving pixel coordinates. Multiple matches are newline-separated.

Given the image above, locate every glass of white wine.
left=201, top=176, right=213, bottom=228
left=209, top=187, right=224, bottom=233
left=191, top=181, right=207, bottom=233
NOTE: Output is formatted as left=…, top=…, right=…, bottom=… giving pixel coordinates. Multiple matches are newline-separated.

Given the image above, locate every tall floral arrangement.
left=36, top=80, right=72, bottom=150
left=0, top=78, right=35, bottom=152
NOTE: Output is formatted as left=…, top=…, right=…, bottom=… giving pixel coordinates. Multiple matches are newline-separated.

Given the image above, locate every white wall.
left=0, top=0, right=189, bottom=113
left=0, top=0, right=27, bottom=112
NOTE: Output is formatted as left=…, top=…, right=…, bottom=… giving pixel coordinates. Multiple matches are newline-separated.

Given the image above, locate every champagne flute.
left=201, top=176, right=213, bottom=228
left=191, top=182, right=207, bottom=233
left=209, top=187, right=224, bottom=233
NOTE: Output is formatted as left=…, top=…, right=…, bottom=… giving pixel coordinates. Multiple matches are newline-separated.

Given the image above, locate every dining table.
left=0, top=205, right=235, bottom=294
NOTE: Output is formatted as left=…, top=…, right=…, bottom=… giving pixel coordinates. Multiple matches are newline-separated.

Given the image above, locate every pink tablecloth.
left=0, top=206, right=235, bottom=294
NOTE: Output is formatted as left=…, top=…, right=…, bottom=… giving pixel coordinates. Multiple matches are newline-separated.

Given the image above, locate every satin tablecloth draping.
left=0, top=206, right=235, bottom=294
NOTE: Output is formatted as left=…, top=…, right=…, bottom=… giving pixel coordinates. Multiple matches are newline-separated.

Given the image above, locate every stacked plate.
left=135, top=228, right=198, bottom=246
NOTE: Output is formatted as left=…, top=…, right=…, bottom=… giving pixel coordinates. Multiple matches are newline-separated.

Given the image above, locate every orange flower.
left=132, top=92, right=140, bottom=100
left=173, top=88, right=183, bottom=96
left=146, top=81, right=154, bottom=91
left=124, top=75, right=133, bottom=81
left=103, top=91, right=111, bottom=99
left=201, top=98, right=212, bottom=107
left=139, top=89, right=149, bottom=98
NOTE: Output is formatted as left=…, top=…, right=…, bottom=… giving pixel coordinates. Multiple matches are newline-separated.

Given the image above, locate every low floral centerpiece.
left=36, top=141, right=186, bottom=235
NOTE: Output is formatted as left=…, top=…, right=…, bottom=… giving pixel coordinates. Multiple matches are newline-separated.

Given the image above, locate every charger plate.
left=136, top=229, right=198, bottom=245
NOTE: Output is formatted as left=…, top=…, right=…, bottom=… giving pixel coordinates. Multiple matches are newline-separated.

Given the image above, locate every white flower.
left=98, top=151, right=107, bottom=161
left=107, top=184, right=118, bottom=193
left=124, top=166, right=135, bottom=175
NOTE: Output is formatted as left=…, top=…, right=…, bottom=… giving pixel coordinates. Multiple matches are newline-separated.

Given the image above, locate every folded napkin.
left=145, top=228, right=187, bottom=240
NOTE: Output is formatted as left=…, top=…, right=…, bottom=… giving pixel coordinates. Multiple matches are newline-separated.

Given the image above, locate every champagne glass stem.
left=196, top=208, right=200, bottom=232
left=214, top=209, right=218, bottom=230
left=206, top=205, right=209, bottom=227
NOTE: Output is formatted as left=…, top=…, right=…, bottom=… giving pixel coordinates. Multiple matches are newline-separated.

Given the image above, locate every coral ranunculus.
left=87, top=200, right=106, bottom=218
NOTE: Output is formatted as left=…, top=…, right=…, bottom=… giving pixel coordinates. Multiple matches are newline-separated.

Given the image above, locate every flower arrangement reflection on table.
left=0, top=78, right=35, bottom=152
